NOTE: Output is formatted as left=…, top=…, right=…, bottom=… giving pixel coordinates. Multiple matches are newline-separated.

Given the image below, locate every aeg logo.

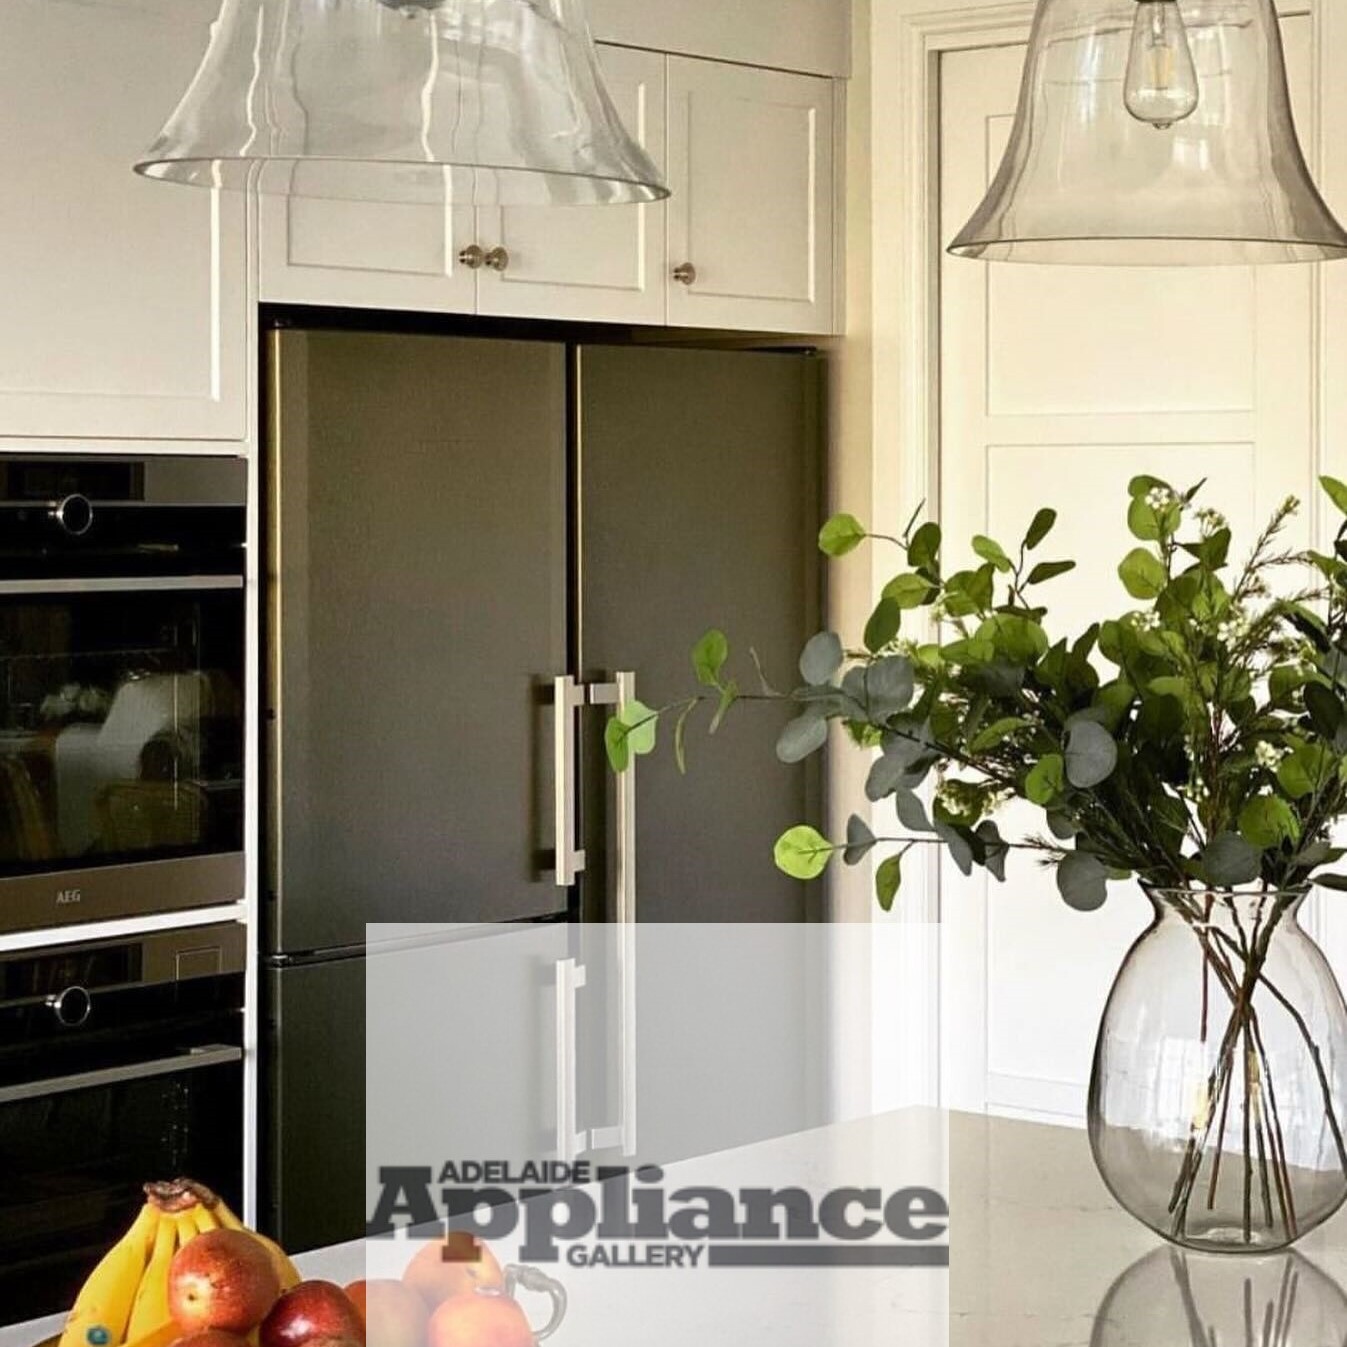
left=55, top=888, right=83, bottom=905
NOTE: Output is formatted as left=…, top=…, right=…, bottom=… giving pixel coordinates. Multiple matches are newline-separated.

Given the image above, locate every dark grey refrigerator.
left=261, top=325, right=823, bottom=1251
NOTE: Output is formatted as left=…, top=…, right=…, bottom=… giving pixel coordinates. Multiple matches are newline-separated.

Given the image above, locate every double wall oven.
left=0, top=456, right=247, bottom=935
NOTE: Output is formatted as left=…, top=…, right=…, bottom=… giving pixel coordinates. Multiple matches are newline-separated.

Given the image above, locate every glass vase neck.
left=1142, top=886, right=1309, bottom=925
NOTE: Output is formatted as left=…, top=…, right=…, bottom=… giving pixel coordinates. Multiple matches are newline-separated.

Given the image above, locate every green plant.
left=607, top=475, right=1347, bottom=912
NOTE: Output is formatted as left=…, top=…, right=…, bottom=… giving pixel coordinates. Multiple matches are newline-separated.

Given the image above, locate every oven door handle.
left=0, top=1044, right=244, bottom=1104
left=0, top=576, right=244, bottom=596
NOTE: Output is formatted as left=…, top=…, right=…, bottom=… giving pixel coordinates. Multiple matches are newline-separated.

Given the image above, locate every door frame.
left=865, top=0, right=1347, bottom=1114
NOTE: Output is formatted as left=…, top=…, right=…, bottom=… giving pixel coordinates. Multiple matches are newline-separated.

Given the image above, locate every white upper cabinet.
left=0, top=0, right=246, bottom=443
left=666, top=57, right=836, bottom=335
left=475, top=46, right=668, bottom=324
left=260, top=45, right=839, bottom=334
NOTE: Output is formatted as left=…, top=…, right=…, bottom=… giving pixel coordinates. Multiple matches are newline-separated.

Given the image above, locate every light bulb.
left=1124, top=1, right=1200, bottom=130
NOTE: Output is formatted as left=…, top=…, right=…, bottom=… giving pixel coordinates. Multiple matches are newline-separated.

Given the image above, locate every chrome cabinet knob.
left=485, top=246, right=511, bottom=273
left=673, top=262, right=697, bottom=286
left=458, top=244, right=486, bottom=270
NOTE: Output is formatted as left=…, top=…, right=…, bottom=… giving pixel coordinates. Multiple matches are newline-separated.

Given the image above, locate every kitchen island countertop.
left=9, top=1110, right=1347, bottom=1346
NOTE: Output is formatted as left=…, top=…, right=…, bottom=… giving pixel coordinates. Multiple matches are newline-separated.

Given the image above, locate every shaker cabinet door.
left=475, top=46, right=669, bottom=325
left=0, top=0, right=246, bottom=442
left=666, top=57, right=837, bottom=335
left=259, top=193, right=480, bottom=315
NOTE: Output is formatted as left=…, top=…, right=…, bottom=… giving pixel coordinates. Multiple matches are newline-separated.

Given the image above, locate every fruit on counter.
left=57, top=1181, right=306, bottom=1347
left=259, top=1281, right=366, bottom=1347
left=59, top=1204, right=161, bottom=1347
left=167, top=1230, right=282, bottom=1336
left=173, top=1332, right=254, bottom=1347
left=427, top=1292, right=531, bottom=1347
left=402, top=1236, right=503, bottom=1310
left=343, top=1281, right=428, bottom=1347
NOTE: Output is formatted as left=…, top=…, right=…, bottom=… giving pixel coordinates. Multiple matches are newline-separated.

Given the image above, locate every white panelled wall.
left=860, top=0, right=1347, bottom=1124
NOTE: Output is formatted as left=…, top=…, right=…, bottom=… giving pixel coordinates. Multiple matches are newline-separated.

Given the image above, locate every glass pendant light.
left=949, top=0, right=1347, bottom=264
left=135, top=0, right=669, bottom=206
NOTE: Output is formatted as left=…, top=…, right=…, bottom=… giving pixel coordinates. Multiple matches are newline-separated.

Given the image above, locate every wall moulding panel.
left=586, top=0, right=851, bottom=77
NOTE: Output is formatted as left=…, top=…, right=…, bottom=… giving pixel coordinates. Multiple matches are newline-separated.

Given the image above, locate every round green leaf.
left=1202, top=833, right=1261, bottom=888
left=1322, top=476, right=1347, bottom=517
left=883, top=573, right=936, bottom=609
left=777, top=711, right=829, bottom=764
left=1026, top=753, right=1066, bottom=806
left=1118, top=548, right=1167, bottom=600
left=1238, top=796, right=1298, bottom=849
left=618, top=700, right=658, bottom=756
left=844, top=815, right=876, bottom=866
left=692, top=629, right=729, bottom=688
left=775, top=825, right=835, bottom=881
left=864, top=598, right=903, bottom=653
left=819, top=513, right=867, bottom=557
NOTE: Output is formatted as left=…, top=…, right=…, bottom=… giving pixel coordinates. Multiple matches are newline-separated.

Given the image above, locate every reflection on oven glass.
left=0, top=597, right=244, bottom=873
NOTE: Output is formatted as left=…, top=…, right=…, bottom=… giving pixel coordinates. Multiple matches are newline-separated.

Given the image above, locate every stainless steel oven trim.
left=0, top=576, right=244, bottom=596
left=2, top=852, right=246, bottom=937
left=0, top=1044, right=244, bottom=1105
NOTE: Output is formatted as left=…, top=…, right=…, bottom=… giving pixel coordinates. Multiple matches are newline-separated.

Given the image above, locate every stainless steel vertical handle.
left=553, top=676, right=588, bottom=887
left=554, top=957, right=588, bottom=1163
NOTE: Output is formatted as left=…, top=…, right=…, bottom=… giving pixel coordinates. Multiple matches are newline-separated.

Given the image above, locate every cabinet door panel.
left=260, top=191, right=477, bottom=314
left=666, top=58, right=835, bottom=334
left=0, top=0, right=245, bottom=441
left=476, top=46, right=668, bottom=324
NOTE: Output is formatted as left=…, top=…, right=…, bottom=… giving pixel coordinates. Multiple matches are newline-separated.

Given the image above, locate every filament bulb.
left=1124, top=0, right=1200, bottom=130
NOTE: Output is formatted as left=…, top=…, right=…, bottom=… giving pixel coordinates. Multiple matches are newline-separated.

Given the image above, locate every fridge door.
left=576, top=346, right=822, bottom=923
left=266, top=329, right=570, bottom=954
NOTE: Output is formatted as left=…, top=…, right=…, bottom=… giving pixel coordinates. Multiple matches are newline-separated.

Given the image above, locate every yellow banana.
left=60, top=1204, right=159, bottom=1347
left=183, top=1202, right=219, bottom=1238
left=214, top=1198, right=303, bottom=1292
left=126, top=1207, right=178, bottom=1341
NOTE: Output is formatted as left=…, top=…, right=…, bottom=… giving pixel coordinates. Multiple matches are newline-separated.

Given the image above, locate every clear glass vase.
left=1088, top=888, right=1347, bottom=1252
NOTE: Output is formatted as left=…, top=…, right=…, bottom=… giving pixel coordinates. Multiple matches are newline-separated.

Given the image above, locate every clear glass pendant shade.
left=135, top=0, right=669, bottom=206
left=949, top=0, right=1347, bottom=265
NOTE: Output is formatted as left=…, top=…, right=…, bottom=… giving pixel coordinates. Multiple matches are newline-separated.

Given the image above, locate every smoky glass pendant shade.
left=135, top=0, right=669, bottom=206
left=950, top=0, right=1347, bottom=265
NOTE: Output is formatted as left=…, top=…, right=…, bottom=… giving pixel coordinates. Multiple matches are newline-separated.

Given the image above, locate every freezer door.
left=266, top=330, right=570, bottom=953
left=577, top=346, right=822, bottom=923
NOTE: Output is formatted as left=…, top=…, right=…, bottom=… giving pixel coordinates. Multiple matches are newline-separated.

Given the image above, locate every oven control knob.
left=52, top=494, right=94, bottom=536
left=48, top=986, right=92, bottom=1028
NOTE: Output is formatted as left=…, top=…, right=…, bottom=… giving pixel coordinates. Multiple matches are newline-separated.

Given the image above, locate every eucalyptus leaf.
left=1239, top=796, right=1298, bottom=849
left=709, top=680, right=739, bottom=735
left=976, top=821, right=1009, bottom=882
left=973, top=535, right=1013, bottom=573
left=908, top=522, right=942, bottom=572
left=1322, top=476, right=1347, bottom=518
left=844, top=815, right=877, bottom=867
left=893, top=787, right=933, bottom=834
left=672, top=701, right=697, bottom=775
left=935, top=822, right=975, bottom=876
left=774, top=825, right=835, bottom=881
left=800, top=631, right=844, bottom=687
left=619, top=700, right=658, bottom=756
left=1065, top=721, right=1118, bottom=789
left=866, top=656, right=917, bottom=720
left=1202, top=833, right=1262, bottom=888
left=883, top=573, right=936, bottom=609
left=1058, top=851, right=1108, bottom=912
left=1026, top=754, right=1066, bottom=806
left=777, top=711, right=829, bottom=764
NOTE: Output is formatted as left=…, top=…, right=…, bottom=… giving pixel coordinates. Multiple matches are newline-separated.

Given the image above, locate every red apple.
left=402, top=1236, right=503, bottom=1310
left=344, top=1280, right=428, bottom=1347
left=427, top=1292, right=531, bottom=1347
left=260, top=1281, right=366, bottom=1347
left=169, top=1230, right=283, bottom=1335
left=173, top=1331, right=252, bottom=1347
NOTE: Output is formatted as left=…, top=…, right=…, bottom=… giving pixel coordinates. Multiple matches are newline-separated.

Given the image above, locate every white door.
left=666, top=57, right=836, bottom=335
left=0, top=0, right=246, bottom=443
left=938, top=23, right=1320, bottom=1122
left=476, top=46, right=668, bottom=324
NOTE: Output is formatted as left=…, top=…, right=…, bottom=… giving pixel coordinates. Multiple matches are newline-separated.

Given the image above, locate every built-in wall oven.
left=0, top=923, right=246, bottom=1323
left=0, top=456, right=246, bottom=934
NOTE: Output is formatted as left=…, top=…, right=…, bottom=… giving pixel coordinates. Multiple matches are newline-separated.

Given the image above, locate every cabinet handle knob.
left=673, top=262, right=697, bottom=286
left=485, top=246, right=511, bottom=273
left=458, top=244, right=486, bottom=270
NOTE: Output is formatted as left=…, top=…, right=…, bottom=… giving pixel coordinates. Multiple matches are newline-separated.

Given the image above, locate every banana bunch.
left=59, top=1181, right=302, bottom=1347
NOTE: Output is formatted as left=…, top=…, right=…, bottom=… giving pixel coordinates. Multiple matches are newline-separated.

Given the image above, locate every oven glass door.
left=0, top=582, right=245, bottom=881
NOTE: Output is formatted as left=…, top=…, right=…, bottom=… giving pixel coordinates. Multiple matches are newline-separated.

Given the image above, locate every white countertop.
left=11, top=1111, right=1347, bottom=1347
